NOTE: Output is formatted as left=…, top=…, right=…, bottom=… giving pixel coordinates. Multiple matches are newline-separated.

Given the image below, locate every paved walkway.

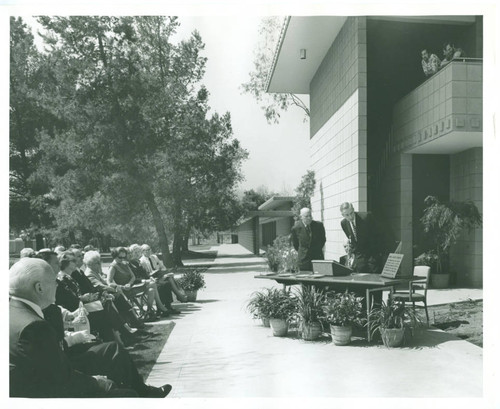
left=146, top=244, right=483, bottom=398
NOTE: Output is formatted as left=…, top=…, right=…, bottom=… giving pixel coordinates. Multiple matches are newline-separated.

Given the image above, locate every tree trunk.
left=181, top=222, right=191, bottom=253
left=144, top=190, right=174, bottom=267
left=171, top=202, right=184, bottom=266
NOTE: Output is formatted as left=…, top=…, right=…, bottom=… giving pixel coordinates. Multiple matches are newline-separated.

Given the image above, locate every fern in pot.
left=323, top=290, right=364, bottom=345
left=178, top=269, right=206, bottom=302
left=258, top=287, right=297, bottom=337
left=293, top=286, right=326, bottom=341
left=367, top=299, right=422, bottom=347
left=246, top=288, right=273, bottom=327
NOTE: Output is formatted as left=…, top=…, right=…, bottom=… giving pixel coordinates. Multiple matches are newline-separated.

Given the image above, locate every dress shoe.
left=144, top=312, right=158, bottom=322
left=157, top=310, right=170, bottom=318
left=167, top=307, right=181, bottom=315
left=144, top=384, right=172, bottom=398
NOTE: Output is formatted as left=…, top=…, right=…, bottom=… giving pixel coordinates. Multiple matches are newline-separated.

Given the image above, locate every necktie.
left=149, top=257, right=155, bottom=270
left=351, top=221, right=357, bottom=242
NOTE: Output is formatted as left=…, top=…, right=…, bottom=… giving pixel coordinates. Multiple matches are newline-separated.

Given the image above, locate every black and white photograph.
left=3, top=0, right=498, bottom=407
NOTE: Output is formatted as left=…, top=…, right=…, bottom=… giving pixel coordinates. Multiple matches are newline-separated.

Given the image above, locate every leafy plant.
left=265, top=235, right=299, bottom=273
left=367, top=299, right=422, bottom=341
left=419, top=195, right=482, bottom=274
left=257, top=287, right=297, bottom=320
left=177, top=269, right=206, bottom=292
left=323, top=290, right=365, bottom=327
left=246, top=288, right=273, bottom=319
left=293, top=285, right=326, bottom=324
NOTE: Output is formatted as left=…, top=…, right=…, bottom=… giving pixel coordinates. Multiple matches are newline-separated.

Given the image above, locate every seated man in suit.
left=9, top=257, right=136, bottom=397
left=42, top=302, right=172, bottom=398
left=340, top=202, right=381, bottom=273
left=339, top=239, right=355, bottom=269
left=291, top=208, right=326, bottom=271
left=140, top=243, right=187, bottom=302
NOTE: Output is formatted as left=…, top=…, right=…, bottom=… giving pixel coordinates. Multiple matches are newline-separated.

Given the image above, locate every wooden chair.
left=391, top=266, right=431, bottom=325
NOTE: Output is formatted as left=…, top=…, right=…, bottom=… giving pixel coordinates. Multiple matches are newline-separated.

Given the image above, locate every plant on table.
left=177, top=269, right=206, bottom=301
left=323, top=290, right=364, bottom=345
left=417, top=195, right=482, bottom=287
left=367, top=299, right=422, bottom=347
left=293, top=285, right=327, bottom=341
left=258, top=287, right=297, bottom=337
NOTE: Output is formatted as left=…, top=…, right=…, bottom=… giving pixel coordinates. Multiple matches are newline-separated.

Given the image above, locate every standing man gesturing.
left=291, top=208, right=326, bottom=272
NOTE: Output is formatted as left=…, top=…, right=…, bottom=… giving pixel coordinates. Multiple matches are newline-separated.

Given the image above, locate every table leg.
left=366, top=288, right=371, bottom=342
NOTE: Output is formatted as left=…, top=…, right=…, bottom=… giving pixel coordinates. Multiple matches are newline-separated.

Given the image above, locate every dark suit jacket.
left=291, top=219, right=326, bottom=270
left=72, top=268, right=97, bottom=294
left=9, top=298, right=100, bottom=397
left=341, top=212, right=381, bottom=273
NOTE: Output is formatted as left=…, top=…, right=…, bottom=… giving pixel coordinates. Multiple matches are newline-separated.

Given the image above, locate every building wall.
left=449, top=147, right=483, bottom=287
left=380, top=153, right=414, bottom=276
left=236, top=218, right=255, bottom=253
left=309, top=17, right=368, bottom=260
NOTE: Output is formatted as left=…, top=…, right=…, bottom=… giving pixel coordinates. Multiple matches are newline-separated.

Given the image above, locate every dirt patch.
left=427, top=299, right=483, bottom=347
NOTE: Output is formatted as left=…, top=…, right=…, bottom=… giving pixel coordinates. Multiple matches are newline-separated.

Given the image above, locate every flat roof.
left=258, top=196, right=294, bottom=211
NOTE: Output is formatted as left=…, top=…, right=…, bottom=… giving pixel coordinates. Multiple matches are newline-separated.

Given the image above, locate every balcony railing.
left=391, top=59, right=482, bottom=153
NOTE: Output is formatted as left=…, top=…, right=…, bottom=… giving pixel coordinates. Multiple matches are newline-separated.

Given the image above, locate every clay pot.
left=269, top=318, right=289, bottom=337
left=331, top=325, right=352, bottom=345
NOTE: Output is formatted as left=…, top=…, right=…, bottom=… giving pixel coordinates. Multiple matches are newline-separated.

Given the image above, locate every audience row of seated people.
left=421, top=41, right=465, bottom=77
left=10, top=243, right=183, bottom=398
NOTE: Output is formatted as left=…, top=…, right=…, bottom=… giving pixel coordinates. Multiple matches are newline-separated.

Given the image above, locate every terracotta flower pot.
left=380, top=327, right=405, bottom=347
left=331, top=325, right=352, bottom=345
left=301, top=321, right=322, bottom=341
left=261, top=317, right=270, bottom=327
left=185, top=290, right=198, bottom=302
left=269, top=318, right=289, bottom=337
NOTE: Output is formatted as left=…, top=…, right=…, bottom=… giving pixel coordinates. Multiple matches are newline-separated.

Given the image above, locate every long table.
left=255, top=272, right=424, bottom=341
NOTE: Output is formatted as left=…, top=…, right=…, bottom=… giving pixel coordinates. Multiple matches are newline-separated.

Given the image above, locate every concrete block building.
left=267, top=16, right=483, bottom=287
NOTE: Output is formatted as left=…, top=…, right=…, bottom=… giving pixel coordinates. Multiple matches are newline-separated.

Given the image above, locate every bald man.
left=9, top=258, right=136, bottom=397
left=291, top=208, right=326, bottom=271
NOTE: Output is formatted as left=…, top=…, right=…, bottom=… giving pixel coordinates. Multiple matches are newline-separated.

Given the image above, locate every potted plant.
left=246, top=288, right=273, bottom=327
left=418, top=195, right=482, bottom=288
left=293, top=285, right=326, bottom=341
left=265, top=236, right=299, bottom=273
left=258, top=287, right=297, bottom=337
left=177, top=269, right=206, bottom=301
left=323, top=290, right=364, bottom=346
left=367, top=299, right=422, bottom=347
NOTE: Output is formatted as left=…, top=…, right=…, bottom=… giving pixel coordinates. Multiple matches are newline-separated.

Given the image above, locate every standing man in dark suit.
left=9, top=257, right=134, bottom=397
left=340, top=202, right=380, bottom=273
left=291, top=208, right=326, bottom=271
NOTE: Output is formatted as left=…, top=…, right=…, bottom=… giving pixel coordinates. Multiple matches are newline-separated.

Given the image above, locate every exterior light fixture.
left=300, top=49, right=306, bottom=59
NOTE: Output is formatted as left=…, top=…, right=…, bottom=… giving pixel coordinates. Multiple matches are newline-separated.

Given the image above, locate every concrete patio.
left=146, top=244, right=483, bottom=398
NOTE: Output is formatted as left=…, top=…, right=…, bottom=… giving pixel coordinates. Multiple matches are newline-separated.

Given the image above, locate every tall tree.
left=29, top=16, right=246, bottom=265
left=292, top=170, right=316, bottom=218
left=9, top=17, right=60, bottom=234
left=241, top=16, right=309, bottom=124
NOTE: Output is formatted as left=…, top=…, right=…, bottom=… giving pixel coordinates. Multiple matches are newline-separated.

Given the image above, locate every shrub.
left=257, top=287, right=297, bottom=320
left=265, top=235, right=298, bottom=273
left=177, top=269, right=206, bottom=292
left=323, top=290, right=364, bottom=327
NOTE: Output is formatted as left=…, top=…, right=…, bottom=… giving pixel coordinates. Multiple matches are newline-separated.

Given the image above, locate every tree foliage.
left=10, top=16, right=247, bottom=265
left=241, top=16, right=309, bottom=124
left=292, top=170, right=316, bottom=218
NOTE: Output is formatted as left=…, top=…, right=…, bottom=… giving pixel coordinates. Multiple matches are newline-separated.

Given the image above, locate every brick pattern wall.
left=449, top=148, right=482, bottom=287
left=237, top=218, right=255, bottom=254
left=392, top=61, right=482, bottom=153
left=309, top=17, right=368, bottom=260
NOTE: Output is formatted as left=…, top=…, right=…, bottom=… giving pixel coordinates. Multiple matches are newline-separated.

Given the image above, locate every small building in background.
left=237, top=196, right=295, bottom=255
